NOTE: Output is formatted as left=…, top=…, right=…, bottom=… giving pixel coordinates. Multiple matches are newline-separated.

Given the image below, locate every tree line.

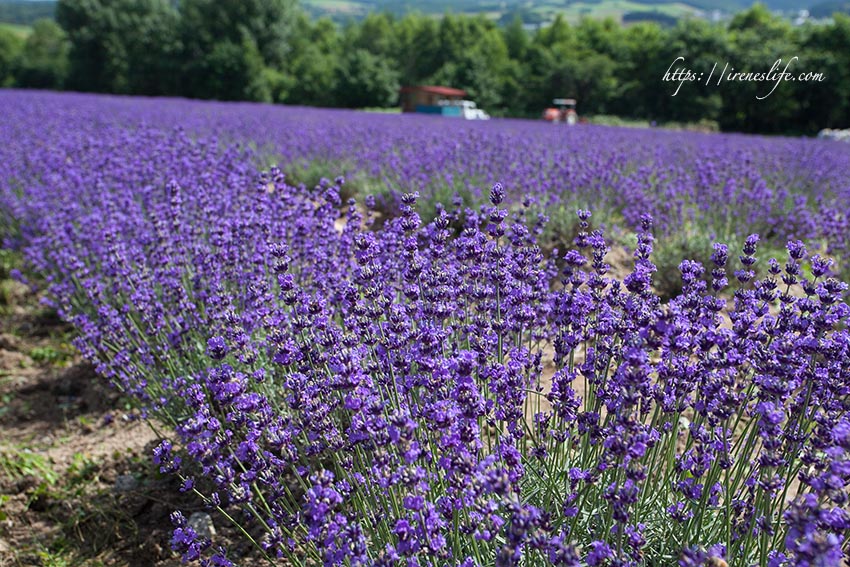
left=1, top=0, right=849, bottom=134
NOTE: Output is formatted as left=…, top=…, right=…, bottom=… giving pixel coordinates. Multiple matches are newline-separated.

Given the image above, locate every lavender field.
left=1, top=90, right=849, bottom=566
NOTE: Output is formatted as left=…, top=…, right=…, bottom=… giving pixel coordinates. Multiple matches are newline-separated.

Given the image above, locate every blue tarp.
left=415, top=105, right=462, bottom=117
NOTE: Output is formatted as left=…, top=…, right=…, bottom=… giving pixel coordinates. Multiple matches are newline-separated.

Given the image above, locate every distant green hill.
left=0, top=0, right=55, bottom=25
left=0, top=20, right=30, bottom=37
left=1, top=0, right=841, bottom=31
left=303, top=0, right=827, bottom=22
left=808, top=0, right=850, bottom=15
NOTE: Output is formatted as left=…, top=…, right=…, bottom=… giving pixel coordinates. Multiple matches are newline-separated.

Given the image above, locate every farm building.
left=399, top=85, right=467, bottom=113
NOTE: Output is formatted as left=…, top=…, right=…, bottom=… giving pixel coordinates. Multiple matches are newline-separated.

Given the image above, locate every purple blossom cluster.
left=1, top=91, right=849, bottom=566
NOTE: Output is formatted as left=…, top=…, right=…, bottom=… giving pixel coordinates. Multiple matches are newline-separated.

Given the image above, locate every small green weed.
left=0, top=249, right=23, bottom=280
left=66, top=453, right=99, bottom=488
left=29, top=345, right=73, bottom=367
left=0, top=493, right=10, bottom=521
left=0, top=446, right=58, bottom=485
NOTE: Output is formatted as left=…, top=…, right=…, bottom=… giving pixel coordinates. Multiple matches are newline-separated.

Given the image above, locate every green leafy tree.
left=546, top=48, right=620, bottom=115
left=0, top=28, right=24, bottom=87
left=652, top=18, right=728, bottom=123
left=436, top=14, right=496, bottom=67
left=502, top=15, right=529, bottom=60
left=394, top=14, right=441, bottom=85
left=56, top=0, right=180, bottom=94
left=611, top=22, right=666, bottom=118
left=536, top=14, right=571, bottom=48
left=179, top=0, right=297, bottom=100
left=350, top=12, right=397, bottom=58
left=283, top=14, right=339, bottom=106
left=180, top=0, right=297, bottom=68
left=574, top=17, right=625, bottom=60
left=793, top=14, right=850, bottom=132
left=517, top=42, right=557, bottom=113
left=498, top=58, right=526, bottom=115
left=334, top=48, right=400, bottom=108
left=429, top=19, right=509, bottom=110
left=194, top=35, right=271, bottom=102
left=720, top=4, right=797, bottom=132
left=728, top=3, right=789, bottom=39
left=14, top=19, right=69, bottom=89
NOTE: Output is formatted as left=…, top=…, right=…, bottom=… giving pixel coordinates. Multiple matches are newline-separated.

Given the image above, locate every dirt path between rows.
left=0, top=277, right=189, bottom=566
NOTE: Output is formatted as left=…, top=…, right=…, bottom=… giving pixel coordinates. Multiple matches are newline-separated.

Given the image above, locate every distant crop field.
left=0, top=22, right=31, bottom=38
left=530, top=0, right=702, bottom=22
left=302, top=0, right=781, bottom=22
left=303, top=0, right=371, bottom=18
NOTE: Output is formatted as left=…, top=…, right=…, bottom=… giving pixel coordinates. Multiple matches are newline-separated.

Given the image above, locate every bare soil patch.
left=0, top=278, right=184, bottom=566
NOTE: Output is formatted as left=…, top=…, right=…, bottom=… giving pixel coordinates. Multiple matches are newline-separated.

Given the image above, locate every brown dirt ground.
left=0, top=278, right=265, bottom=567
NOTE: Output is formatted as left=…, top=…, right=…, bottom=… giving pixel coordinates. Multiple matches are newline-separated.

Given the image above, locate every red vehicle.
left=543, top=98, right=578, bottom=125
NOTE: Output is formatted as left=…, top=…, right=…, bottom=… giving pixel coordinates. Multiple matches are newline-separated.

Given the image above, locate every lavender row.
left=0, top=91, right=849, bottom=566
left=3, top=90, right=850, bottom=271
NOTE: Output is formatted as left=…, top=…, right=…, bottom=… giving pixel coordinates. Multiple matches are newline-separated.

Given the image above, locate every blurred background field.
left=1, top=0, right=849, bottom=135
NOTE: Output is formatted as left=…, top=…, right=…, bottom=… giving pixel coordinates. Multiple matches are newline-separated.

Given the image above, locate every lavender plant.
left=0, top=91, right=848, bottom=566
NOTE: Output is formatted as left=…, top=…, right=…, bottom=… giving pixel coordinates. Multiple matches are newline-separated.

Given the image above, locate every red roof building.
left=399, top=85, right=467, bottom=113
